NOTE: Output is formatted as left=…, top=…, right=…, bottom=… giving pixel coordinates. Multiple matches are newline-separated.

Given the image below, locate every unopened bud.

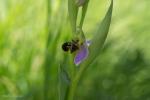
left=76, top=0, right=86, bottom=7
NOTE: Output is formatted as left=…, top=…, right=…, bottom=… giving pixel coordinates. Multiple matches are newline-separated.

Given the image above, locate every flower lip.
left=62, top=39, right=79, bottom=53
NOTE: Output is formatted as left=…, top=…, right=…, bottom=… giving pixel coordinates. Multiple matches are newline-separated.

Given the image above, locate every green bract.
left=85, top=0, right=113, bottom=67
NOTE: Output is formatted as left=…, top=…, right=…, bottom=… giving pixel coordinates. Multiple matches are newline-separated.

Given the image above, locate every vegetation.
left=0, top=0, right=150, bottom=100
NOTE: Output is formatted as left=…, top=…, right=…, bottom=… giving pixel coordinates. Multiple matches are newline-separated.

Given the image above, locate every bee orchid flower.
left=74, top=40, right=91, bottom=66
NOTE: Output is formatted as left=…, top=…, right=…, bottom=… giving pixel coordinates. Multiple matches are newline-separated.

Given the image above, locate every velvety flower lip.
left=74, top=40, right=91, bottom=66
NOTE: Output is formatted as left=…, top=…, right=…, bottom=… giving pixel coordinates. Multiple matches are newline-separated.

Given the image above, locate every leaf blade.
left=86, top=0, right=113, bottom=65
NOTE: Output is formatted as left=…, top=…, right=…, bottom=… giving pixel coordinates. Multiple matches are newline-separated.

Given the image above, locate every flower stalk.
left=66, top=0, right=113, bottom=100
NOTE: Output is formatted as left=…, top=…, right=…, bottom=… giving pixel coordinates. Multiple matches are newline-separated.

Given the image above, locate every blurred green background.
left=0, top=0, right=150, bottom=100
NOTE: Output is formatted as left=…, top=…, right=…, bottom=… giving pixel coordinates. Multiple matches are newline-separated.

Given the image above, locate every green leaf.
left=58, top=64, right=71, bottom=100
left=86, top=0, right=113, bottom=66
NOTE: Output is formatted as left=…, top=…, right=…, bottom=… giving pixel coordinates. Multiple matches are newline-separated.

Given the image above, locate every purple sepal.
left=74, top=44, right=89, bottom=66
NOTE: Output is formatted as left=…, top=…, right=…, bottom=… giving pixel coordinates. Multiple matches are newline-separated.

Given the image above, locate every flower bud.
left=76, top=0, right=86, bottom=7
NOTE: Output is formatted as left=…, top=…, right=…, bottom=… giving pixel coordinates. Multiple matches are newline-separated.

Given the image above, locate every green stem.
left=79, top=0, right=89, bottom=28
left=67, top=64, right=87, bottom=100
left=68, top=0, right=79, bottom=33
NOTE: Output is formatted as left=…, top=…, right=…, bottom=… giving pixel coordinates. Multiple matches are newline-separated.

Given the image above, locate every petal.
left=74, top=44, right=89, bottom=66
left=86, top=40, right=91, bottom=47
